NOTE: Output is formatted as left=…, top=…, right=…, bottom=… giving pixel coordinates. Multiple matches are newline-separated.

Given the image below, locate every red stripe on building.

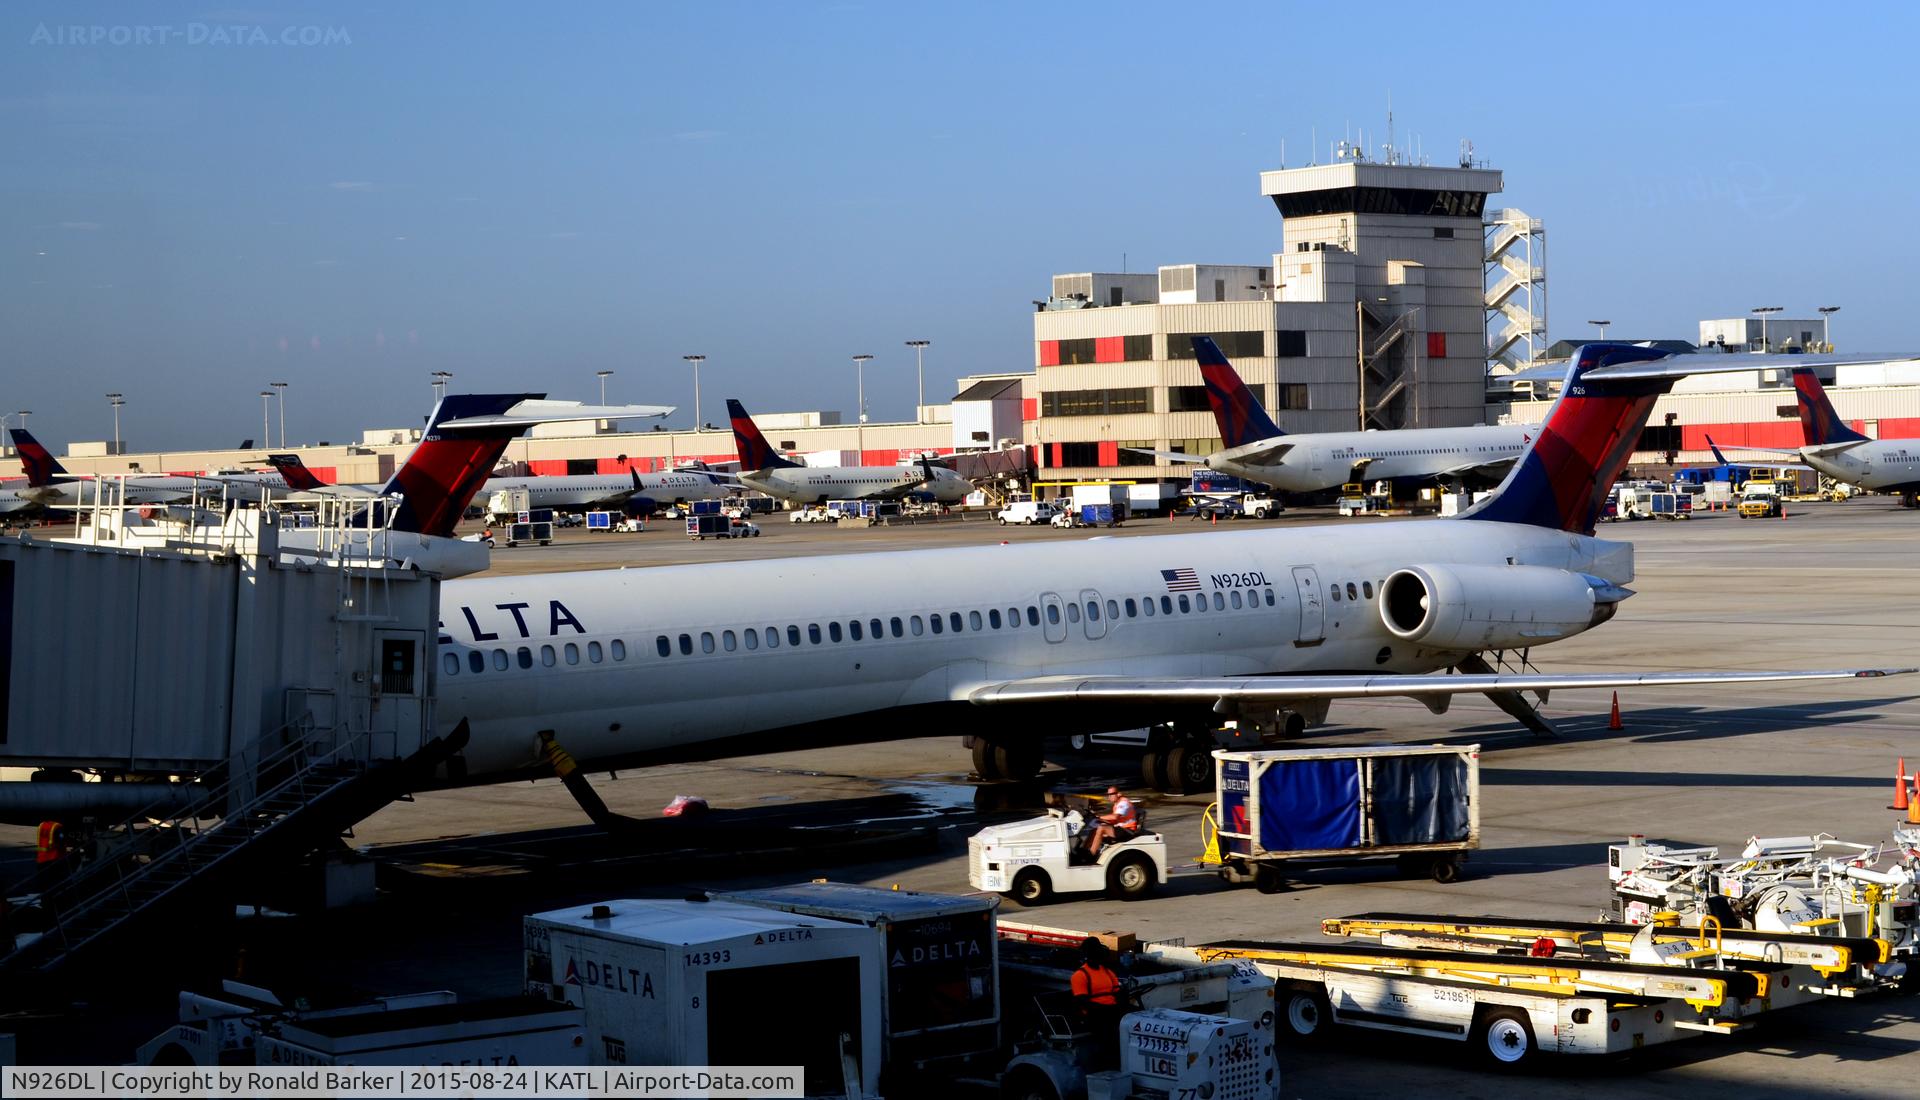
left=1096, top=441, right=1119, bottom=466
left=1038, top=341, right=1060, bottom=367
left=862, top=449, right=900, bottom=466
left=1094, top=336, right=1124, bottom=363
left=1426, top=332, right=1447, bottom=358
left=1872, top=417, right=1920, bottom=439
left=1023, top=398, right=1038, bottom=421
left=528, top=459, right=568, bottom=476
left=1049, top=443, right=1063, bottom=467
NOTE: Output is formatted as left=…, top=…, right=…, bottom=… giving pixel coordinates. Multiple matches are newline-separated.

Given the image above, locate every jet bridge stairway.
left=1, top=720, right=470, bottom=984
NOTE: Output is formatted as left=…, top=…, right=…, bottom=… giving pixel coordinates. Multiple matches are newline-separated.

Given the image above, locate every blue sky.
left=3, top=2, right=1914, bottom=451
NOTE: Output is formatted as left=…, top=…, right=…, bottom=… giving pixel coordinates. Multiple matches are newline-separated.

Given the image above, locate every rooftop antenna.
left=1310, top=125, right=1317, bottom=165
left=1279, top=138, right=1285, bottom=169
left=1386, top=93, right=1394, bottom=164
left=1459, top=137, right=1474, bottom=168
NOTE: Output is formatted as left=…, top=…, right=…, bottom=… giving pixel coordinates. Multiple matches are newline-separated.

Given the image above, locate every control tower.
left=1261, top=152, right=1503, bottom=430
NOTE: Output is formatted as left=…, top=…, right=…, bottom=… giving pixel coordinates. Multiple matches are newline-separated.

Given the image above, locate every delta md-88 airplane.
left=726, top=398, right=973, bottom=506
left=1135, top=343, right=1533, bottom=493
left=408, top=340, right=1906, bottom=796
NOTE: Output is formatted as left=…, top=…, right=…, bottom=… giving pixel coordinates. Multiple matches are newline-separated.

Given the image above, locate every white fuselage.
left=432, top=518, right=1628, bottom=780
left=482, top=471, right=731, bottom=512
left=1798, top=440, right=1920, bottom=493
left=740, top=465, right=971, bottom=505
left=1215, top=424, right=1534, bottom=493
left=26, top=473, right=285, bottom=507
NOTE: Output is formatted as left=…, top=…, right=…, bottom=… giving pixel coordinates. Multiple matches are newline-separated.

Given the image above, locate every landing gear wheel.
left=1006, top=868, right=1052, bottom=907
left=1166, top=743, right=1215, bottom=795
left=1068, top=733, right=1090, bottom=752
left=1475, top=1009, right=1536, bottom=1068
left=992, top=740, right=1043, bottom=782
left=1279, top=986, right=1331, bottom=1042
left=971, top=738, right=1002, bottom=781
left=1141, top=749, right=1172, bottom=791
left=1107, top=854, right=1155, bottom=900
left=1280, top=711, right=1307, bottom=738
left=1253, top=863, right=1289, bottom=894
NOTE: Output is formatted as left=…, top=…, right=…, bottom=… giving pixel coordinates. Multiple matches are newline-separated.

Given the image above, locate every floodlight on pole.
left=270, top=381, right=289, bottom=448
left=1818, top=305, right=1841, bottom=351
left=904, top=340, right=930, bottom=424
left=1750, top=306, right=1782, bottom=353
left=106, top=392, right=125, bottom=451
left=1588, top=320, right=1611, bottom=341
left=259, top=390, right=274, bottom=446
left=681, top=356, right=705, bottom=430
left=852, top=354, right=874, bottom=456
left=431, top=370, right=453, bottom=401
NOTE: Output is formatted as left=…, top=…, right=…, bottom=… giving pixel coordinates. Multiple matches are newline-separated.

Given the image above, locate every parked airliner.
left=1133, top=345, right=1534, bottom=493
left=410, top=340, right=1905, bottom=796
left=480, top=466, right=733, bottom=517
left=727, top=399, right=972, bottom=505
left=1772, top=368, right=1920, bottom=504
left=6, top=429, right=305, bottom=507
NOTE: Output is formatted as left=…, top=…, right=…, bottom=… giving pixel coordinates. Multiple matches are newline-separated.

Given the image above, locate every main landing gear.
left=970, top=734, right=1043, bottom=782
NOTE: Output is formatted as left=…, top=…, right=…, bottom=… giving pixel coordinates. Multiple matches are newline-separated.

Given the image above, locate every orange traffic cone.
left=1608, top=692, right=1623, bottom=731
left=1894, top=758, right=1910, bottom=812
left=1909, top=781, right=1920, bottom=825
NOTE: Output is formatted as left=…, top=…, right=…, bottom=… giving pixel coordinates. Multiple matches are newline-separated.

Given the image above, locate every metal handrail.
left=13, top=722, right=374, bottom=959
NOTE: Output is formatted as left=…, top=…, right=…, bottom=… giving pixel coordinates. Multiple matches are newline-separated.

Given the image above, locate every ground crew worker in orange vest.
left=1087, top=787, right=1137, bottom=857
left=1071, top=937, right=1124, bottom=1062
left=35, top=820, right=65, bottom=865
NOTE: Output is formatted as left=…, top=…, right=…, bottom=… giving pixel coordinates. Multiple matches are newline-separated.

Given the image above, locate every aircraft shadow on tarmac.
left=1362, top=693, right=1916, bottom=749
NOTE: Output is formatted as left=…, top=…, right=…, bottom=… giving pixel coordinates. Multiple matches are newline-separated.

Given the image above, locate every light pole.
left=904, top=340, right=930, bottom=423
left=595, top=370, right=613, bottom=406
left=1588, top=319, right=1611, bottom=341
left=431, top=370, right=453, bottom=402
left=852, top=354, right=874, bottom=456
left=259, top=390, right=273, bottom=446
left=106, top=392, right=125, bottom=451
left=1750, top=306, right=1781, bottom=353
left=1818, top=305, right=1841, bottom=352
left=15, top=411, right=28, bottom=429
left=270, top=381, right=288, bottom=447
left=681, top=356, right=705, bottom=430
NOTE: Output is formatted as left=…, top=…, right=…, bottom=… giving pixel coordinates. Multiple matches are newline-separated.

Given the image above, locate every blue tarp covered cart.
left=1210, top=744, right=1479, bottom=893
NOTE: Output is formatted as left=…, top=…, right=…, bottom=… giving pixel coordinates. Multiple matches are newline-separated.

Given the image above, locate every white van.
left=996, top=500, right=1058, bottom=525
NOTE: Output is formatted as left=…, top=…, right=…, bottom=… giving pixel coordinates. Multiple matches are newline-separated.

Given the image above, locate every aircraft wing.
left=967, top=667, right=1912, bottom=706
left=1802, top=440, right=1870, bottom=458
left=1433, top=455, right=1520, bottom=481
left=1123, top=447, right=1207, bottom=465
left=281, top=486, right=383, bottom=501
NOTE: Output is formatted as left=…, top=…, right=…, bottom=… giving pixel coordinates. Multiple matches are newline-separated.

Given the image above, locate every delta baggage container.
left=714, top=883, right=999, bottom=1071
left=1211, top=745, right=1479, bottom=893
left=525, top=898, right=884, bottom=1097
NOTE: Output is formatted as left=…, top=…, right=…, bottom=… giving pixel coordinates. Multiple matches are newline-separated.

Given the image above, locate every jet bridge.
left=0, top=507, right=441, bottom=787
left=1, top=506, right=460, bottom=982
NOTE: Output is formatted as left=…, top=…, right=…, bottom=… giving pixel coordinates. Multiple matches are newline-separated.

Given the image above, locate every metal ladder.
left=1, top=723, right=377, bottom=977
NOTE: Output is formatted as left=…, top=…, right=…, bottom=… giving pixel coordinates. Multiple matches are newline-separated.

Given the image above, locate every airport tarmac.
left=4, top=500, right=1917, bottom=1094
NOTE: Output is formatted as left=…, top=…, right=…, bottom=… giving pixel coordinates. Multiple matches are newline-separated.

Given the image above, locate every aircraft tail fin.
left=375, top=394, right=545, bottom=537
left=264, top=453, right=328, bottom=491
left=1192, top=337, right=1284, bottom=448
left=726, top=399, right=799, bottom=470
left=1458, top=343, right=1679, bottom=535
left=7, top=429, right=68, bottom=487
left=238, top=438, right=255, bottom=451
left=1792, top=367, right=1868, bottom=446
left=1706, top=435, right=1730, bottom=465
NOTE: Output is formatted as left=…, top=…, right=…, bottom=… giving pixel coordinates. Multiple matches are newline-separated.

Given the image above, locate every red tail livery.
left=727, top=399, right=799, bottom=471
left=1192, top=337, right=1284, bottom=448
left=1791, top=367, right=1868, bottom=446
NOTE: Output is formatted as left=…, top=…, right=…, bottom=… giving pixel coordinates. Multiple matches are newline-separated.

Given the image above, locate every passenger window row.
left=441, top=587, right=1283, bottom=675
left=1328, top=580, right=1381, bottom=604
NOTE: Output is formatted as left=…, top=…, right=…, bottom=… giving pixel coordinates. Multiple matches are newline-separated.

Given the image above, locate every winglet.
left=1792, top=367, right=1869, bottom=446
left=1705, top=435, right=1730, bottom=465
left=726, top=399, right=799, bottom=471
left=1193, top=337, right=1284, bottom=448
left=8, top=429, right=67, bottom=488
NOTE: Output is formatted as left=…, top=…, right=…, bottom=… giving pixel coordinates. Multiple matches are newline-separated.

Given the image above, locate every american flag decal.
left=1161, top=567, right=1201, bottom=592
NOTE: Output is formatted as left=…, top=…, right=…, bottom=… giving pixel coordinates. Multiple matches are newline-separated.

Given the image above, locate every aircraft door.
left=372, top=629, right=427, bottom=760
left=1290, top=566, right=1324, bottom=645
left=1039, top=592, right=1068, bottom=643
left=1078, top=589, right=1107, bottom=640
